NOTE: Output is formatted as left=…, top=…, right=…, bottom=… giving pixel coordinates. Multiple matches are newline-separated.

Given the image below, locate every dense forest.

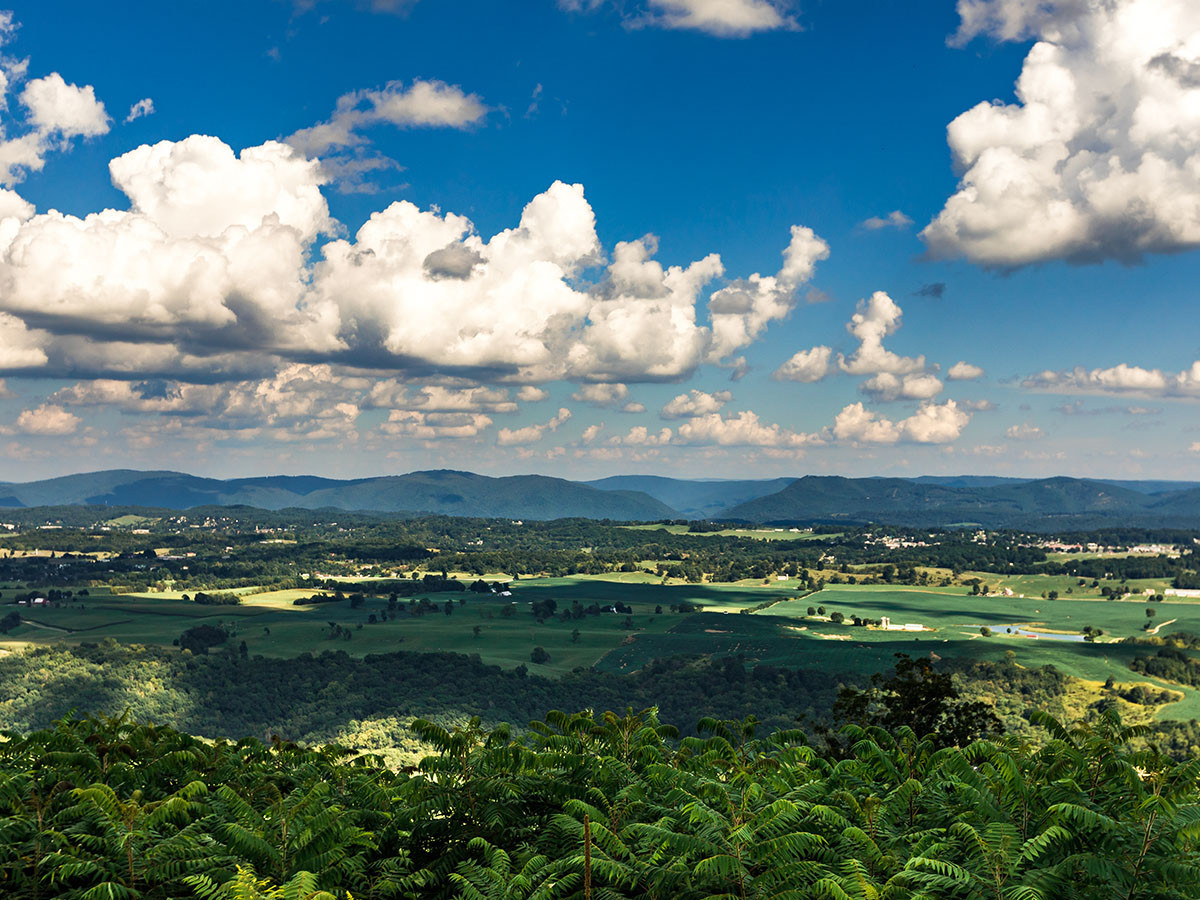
left=2, top=706, right=1198, bottom=899
left=0, top=640, right=1175, bottom=763
left=0, top=641, right=852, bottom=758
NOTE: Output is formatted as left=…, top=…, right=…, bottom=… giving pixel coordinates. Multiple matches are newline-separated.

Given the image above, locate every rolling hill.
left=0, top=469, right=677, bottom=521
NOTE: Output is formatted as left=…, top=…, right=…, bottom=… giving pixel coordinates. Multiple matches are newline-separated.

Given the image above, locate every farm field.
left=764, top=583, right=1197, bottom=640
left=4, top=575, right=1197, bottom=712
left=0, top=577, right=803, bottom=676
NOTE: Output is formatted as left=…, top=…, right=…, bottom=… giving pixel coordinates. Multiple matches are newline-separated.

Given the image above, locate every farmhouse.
left=879, top=616, right=924, bottom=632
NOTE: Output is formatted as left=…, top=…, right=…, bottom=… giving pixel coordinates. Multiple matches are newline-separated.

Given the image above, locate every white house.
left=879, top=616, right=921, bottom=632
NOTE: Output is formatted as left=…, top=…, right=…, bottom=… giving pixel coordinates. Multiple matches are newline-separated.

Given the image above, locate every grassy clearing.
left=103, top=515, right=160, bottom=527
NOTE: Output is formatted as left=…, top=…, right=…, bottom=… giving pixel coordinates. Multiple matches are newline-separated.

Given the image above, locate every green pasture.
left=782, top=584, right=1199, bottom=643
left=958, top=570, right=1172, bottom=600
left=104, top=515, right=160, bottom=527
left=512, top=576, right=806, bottom=611
left=620, top=524, right=835, bottom=541
left=0, top=577, right=813, bottom=676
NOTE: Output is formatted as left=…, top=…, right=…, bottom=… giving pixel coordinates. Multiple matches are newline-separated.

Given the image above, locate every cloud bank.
left=0, top=135, right=829, bottom=391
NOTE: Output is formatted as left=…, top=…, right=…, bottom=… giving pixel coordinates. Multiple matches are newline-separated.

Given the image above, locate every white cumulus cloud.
left=859, top=372, right=944, bottom=402
left=660, top=389, right=732, bottom=418
left=0, top=17, right=110, bottom=187
left=831, top=400, right=970, bottom=445
left=706, top=225, right=829, bottom=365
left=571, top=382, right=630, bottom=408
left=405, top=385, right=518, bottom=413
left=646, top=0, right=795, bottom=36
left=925, top=0, right=1200, bottom=266
left=773, top=345, right=833, bottom=383
left=861, top=210, right=913, bottom=230
left=15, top=403, right=80, bottom=435
left=0, top=136, right=334, bottom=358
left=961, top=399, right=997, bottom=412
left=1024, top=360, right=1200, bottom=398
left=947, top=361, right=985, bottom=380
left=674, top=409, right=813, bottom=447
left=382, top=410, right=493, bottom=440
left=21, top=73, right=109, bottom=138
left=615, top=424, right=674, bottom=446
left=1006, top=422, right=1043, bottom=440
left=564, top=0, right=796, bottom=36
left=497, top=407, right=571, bottom=445
left=610, top=396, right=974, bottom=450
left=775, top=291, right=953, bottom=391
left=287, top=79, right=489, bottom=157
left=838, top=291, right=926, bottom=375
left=124, top=98, right=154, bottom=123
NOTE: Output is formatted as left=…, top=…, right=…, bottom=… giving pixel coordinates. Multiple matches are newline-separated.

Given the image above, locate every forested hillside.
left=0, top=470, right=677, bottom=521
left=729, top=475, right=1200, bottom=529
left=585, top=475, right=794, bottom=518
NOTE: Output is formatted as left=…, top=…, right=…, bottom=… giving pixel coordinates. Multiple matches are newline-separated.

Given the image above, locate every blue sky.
left=0, top=0, right=1197, bottom=481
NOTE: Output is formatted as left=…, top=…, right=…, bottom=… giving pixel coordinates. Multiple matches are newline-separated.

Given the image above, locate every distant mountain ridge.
left=0, top=469, right=1197, bottom=528
left=725, top=475, right=1200, bottom=529
left=0, top=469, right=676, bottom=521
